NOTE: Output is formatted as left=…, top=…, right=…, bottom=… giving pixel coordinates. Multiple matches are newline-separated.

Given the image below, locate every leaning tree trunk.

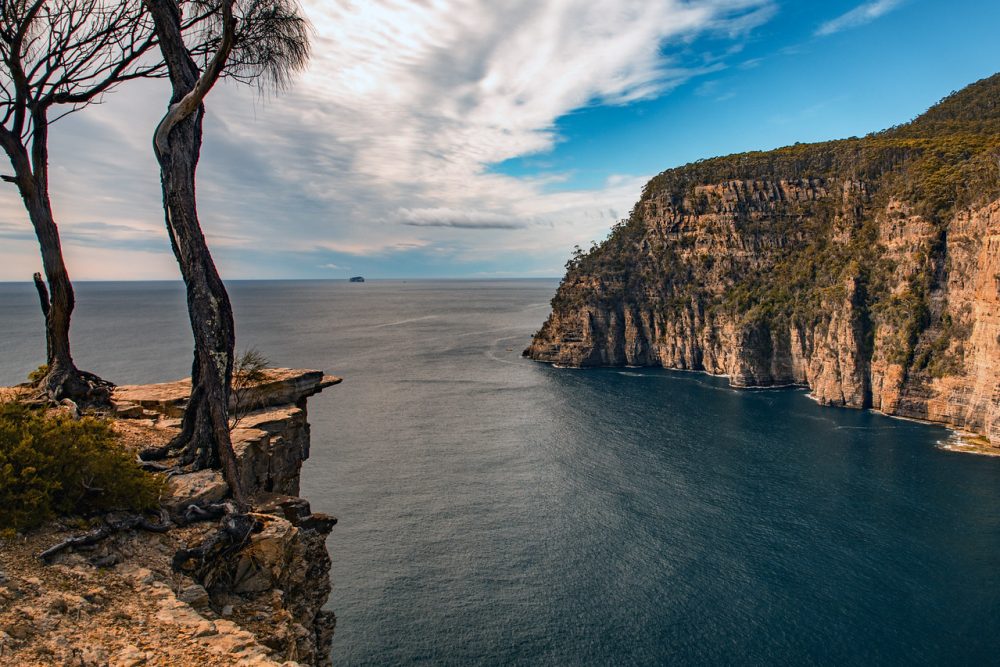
left=154, top=107, right=243, bottom=489
left=22, top=184, right=85, bottom=398
left=2, top=122, right=112, bottom=404
left=141, top=0, right=246, bottom=506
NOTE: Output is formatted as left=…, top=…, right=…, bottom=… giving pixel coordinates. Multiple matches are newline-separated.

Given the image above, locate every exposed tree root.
left=138, top=382, right=248, bottom=509
left=38, top=510, right=171, bottom=562
left=172, top=513, right=262, bottom=591
left=135, top=456, right=182, bottom=475
left=29, top=367, right=116, bottom=411
left=137, top=405, right=217, bottom=470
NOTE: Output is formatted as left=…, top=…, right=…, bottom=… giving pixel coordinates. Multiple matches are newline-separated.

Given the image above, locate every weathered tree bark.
left=27, top=202, right=84, bottom=397
left=141, top=0, right=246, bottom=506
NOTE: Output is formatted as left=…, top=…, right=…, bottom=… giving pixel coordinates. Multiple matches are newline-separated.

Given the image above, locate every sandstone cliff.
left=0, top=369, right=341, bottom=666
left=528, top=74, right=1000, bottom=444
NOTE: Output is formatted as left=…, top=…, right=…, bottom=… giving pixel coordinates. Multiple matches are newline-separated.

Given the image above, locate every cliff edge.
left=527, top=73, right=1000, bottom=444
left=0, top=369, right=341, bottom=666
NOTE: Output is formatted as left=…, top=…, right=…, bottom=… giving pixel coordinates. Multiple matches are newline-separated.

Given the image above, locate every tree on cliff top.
left=0, top=0, right=165, bottom=403
left=139, top=0, right=308, bottom=504
left=0, top=0, right=291, bottom=405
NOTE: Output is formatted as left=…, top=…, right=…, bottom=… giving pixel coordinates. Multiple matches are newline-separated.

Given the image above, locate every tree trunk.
left=141, top=0, right=246, bottom=506
left=156, top=109, right=242, bottom=488
left=12, top=160, right=110, bottom=403
left=0, top=109, right=111, bottom=404
left=22, top=185, right=83, bottom=395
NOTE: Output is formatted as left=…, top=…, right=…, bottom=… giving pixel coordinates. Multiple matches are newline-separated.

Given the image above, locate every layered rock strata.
left=528, top=75, right=1000, bottom=444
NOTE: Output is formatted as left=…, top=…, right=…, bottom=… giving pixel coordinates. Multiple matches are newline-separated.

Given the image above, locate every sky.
left=1, top=0, right=999, bottom=280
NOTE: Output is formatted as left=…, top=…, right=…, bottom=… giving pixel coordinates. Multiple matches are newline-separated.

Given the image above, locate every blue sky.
left=1, top=0, right=998, bottom=280
left=495, top=0, right=1000, bottom=192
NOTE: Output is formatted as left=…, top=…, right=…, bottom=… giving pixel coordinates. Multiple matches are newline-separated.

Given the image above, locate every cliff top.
left=115, top=369, right=342, bottom=418
left=639, top=71, right=1000, bottom=217
left=1, top=369, right=340, bottom=666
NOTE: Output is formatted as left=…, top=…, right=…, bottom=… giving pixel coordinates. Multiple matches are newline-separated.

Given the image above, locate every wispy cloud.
left=0, top=0, right=777, bottom=279
left=0, top=220, right=164, bottom=252
left=816, top=0, right=903, bottom=36
left=395, top=208, right=528, bottom=230
left=0, top=221, right=35, bottom=241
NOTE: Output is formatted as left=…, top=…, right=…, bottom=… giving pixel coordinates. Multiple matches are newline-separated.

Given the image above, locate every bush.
left=27, top=364, right=48, bottom=383
left=0, top=403, right=163, bottom=533
left=230, top=348, right=271, bottom=430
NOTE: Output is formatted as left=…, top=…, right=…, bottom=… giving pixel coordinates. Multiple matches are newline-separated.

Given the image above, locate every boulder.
left=163, top=470, right=229, bottom=513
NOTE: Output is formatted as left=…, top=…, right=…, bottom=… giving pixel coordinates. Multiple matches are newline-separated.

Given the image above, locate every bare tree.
left=139, top=0, right=308, bottom=504
left=0, top=0, right=164, bottom=402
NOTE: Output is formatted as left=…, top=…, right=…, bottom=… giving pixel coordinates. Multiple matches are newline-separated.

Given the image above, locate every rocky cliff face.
left=118, top=369, right=342, bottom=665
left=528, top=74, right=1000, bottom=444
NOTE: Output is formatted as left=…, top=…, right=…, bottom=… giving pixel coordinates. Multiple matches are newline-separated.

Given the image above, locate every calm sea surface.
left=2, top=280, right=1000, bottom=665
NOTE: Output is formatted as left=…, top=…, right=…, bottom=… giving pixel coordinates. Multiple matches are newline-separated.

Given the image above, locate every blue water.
left=2, top=280, right=1000, bottom=665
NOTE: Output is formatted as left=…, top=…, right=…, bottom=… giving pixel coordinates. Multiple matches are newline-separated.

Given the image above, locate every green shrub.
left=27, top=364, right=48, bottom=383
left=230, top=347, right=271, bottom=430
left=0, top=403, right=163, bottom=533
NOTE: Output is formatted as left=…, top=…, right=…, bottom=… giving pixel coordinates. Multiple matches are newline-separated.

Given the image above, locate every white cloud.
left=0, top=0, right=776, bottom=279
left=394, top=208, right=528, bottom=229
left=815, top=0, right=903, bottom=37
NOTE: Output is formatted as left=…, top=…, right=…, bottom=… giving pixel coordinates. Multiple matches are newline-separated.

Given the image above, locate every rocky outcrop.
left=528, top=74, right=1000, bottom=444
left=0, top=369, right=342, bottom=666
left=117, top=369, right=341, bottom=665
left=115, top=369, right=338, bottom=419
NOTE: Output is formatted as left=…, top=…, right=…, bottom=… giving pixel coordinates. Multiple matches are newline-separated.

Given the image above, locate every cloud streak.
left=395, top=208, right=528, bottom=230
left=816, top=0, right=903, bottom=36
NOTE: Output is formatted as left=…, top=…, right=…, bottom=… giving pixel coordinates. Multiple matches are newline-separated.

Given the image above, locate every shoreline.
left=936, top=431, right=1000, bottom=457
left=533, top=358, right=995, bottom=456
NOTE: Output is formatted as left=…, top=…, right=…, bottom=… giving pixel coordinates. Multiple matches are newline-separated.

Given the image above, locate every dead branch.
left=32, top=271, right=49, bottom=317
left=174, top=501, right=235, bottom=526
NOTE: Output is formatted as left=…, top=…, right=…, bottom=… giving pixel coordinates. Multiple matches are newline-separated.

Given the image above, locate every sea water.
left=2, top=279, right=999, bottom=665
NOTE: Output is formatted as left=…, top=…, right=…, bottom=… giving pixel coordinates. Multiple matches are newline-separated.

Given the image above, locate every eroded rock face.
left=528, top=183, right=1000, bottom=443
left=222, top=508, right=338, bottom=666
left=231, top=404, right=315, bottom=498
left=530, top=72, right=1000, bottom=443
left=119, top=369, right=340, bottom=665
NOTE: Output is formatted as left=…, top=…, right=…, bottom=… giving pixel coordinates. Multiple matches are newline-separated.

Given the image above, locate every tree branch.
left=33, top=271, right=50, bottom=317
left=153, top=0, right=236, bottom=157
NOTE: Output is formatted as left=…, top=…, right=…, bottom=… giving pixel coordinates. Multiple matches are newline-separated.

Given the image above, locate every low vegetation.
left=230, top=348, right=271, bottom=430
left=0, top=403, right=163, bottom=534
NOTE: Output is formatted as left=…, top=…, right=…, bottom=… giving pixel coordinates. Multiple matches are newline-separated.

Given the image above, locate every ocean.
left=2, top=279, right=1000, bottom=665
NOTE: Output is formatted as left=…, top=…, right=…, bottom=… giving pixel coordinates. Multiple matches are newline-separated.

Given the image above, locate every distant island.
left=349, top=276, right=365, bottom=283
left=527, top=73, right=1000, bottom=447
